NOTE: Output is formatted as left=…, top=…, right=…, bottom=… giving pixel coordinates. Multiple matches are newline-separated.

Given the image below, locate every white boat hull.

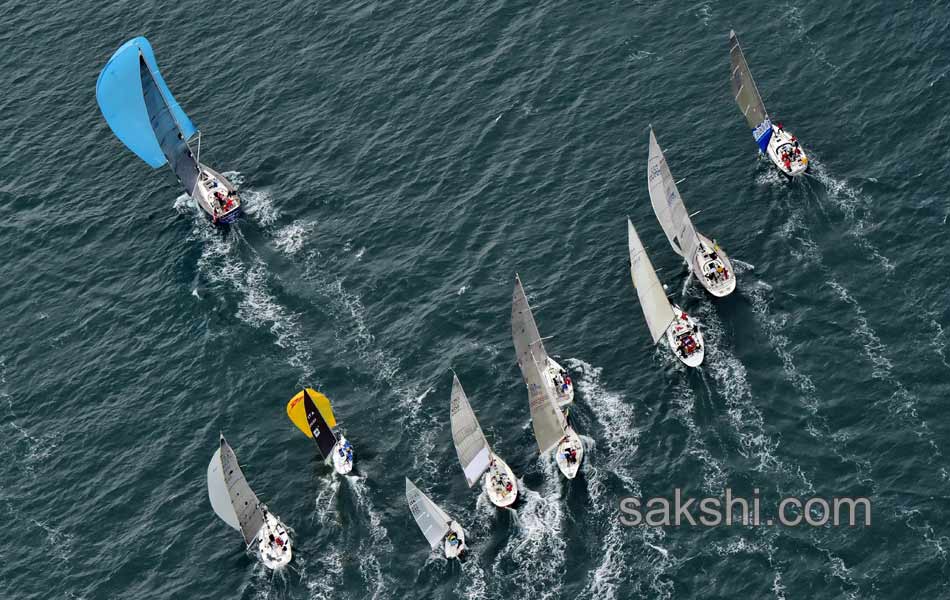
left=692, top=234, right=736, bottom=297
left=257, top=512, right=293, bottom=569
left=483, top=453, right=518, bottom=508
left=766, top=126, right=808, bottom=177
left=555, top=426, right=583, bottom=479
left=668, top=305, right=704, bottom=367
left=194, top=165, right=242, bottom=224
left=331, top=436, right=354, bottom=475
left=545, top=357, right=574, bottom=408
left=444, top=521, right=465, bottom=559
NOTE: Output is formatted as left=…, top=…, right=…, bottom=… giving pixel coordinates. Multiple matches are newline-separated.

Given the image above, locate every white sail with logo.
left=627, top=219, right=676, bottom=344
left=648, top=128, right=700, bottom=262
left=406, top=478, right=453, bottom=549
left=450, top=375, right=491, bottom=487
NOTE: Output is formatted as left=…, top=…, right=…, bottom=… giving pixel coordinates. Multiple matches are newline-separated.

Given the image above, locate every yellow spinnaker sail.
left=287, top=388, right=336, bottom=436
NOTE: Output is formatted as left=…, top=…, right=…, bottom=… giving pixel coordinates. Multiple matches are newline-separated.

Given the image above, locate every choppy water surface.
left=3, top=1, right=950, bottom=598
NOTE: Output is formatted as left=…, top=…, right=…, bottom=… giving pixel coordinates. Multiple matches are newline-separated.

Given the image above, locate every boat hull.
left=257, top=512, right=293, bottom=570
left=545, top=357, right=573, bottom=408
left=194, top=164, right=242, bottom=224
left=766, top=126, right=808, bottom=177
left=483, top=453, right=518, bottom=508
left=692, top=233, right=736, bottom=297
left=444, top=521, right=465, bottom=559
left=555, top=426, right=583, bottom=479
left=668, top=305, right=705, bottom=367
left=331, top=436, right=354, bottom=475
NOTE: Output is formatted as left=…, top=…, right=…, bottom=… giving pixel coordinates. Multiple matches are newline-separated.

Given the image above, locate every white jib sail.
left=648, top=128, right=700, bottom=261
left=406, top=478, right=452, bottom=549
left=207, top=448, right=241, bottom=532
left=627, top=219, right=676, bottom=344
left=450, top=375, right=491, bottom=487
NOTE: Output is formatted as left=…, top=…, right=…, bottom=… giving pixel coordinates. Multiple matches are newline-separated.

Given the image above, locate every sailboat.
left=648, top=128, right=736, bottom=298
left=512, top=275, right=583, bottom=479
left=406, top=478, right=466, bottom=559
left=207, top=434, right=292, bottom=569
left=96, top=37, right=242, bottom=224
left=729, top=30, right=809, bottom=178
left=287, top=388, right=354, bottom=475
left=627, top=219, right=705, bottom=367
left=450, top=374, right=518, bottom=507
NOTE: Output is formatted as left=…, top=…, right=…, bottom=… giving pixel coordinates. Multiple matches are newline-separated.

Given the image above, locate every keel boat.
left=406, top=478, right=467, bottom=559
left=512, top=275, right=583, bottom=479
left=648, top=128, right=736, bottom=298
left=96, top=37, right=242, bottom=224
left=730, top=30, right=809, bottom=178
left=207, top=434, right=292, bottom=569
left=627, top=219, right=704, bottom=367
left=287, top=388, right=354, bottom=475
left=450, top=374, right=518, bottom=507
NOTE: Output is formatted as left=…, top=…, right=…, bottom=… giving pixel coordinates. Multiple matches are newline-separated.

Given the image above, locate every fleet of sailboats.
left=207, top=434, right=292, bottom=569
left=730, top=30, right=809, bottom=178
left=163, top=26, right=812, bottom=572
left=512, top=275, right=584, bottom=479
left=648, top=127, right=737, bottom=298
left=287, top=388, right=354, bottom=475
left=96, top=37, right=243, bottom=224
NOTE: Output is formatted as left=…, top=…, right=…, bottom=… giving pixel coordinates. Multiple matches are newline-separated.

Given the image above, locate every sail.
left=524, top=349, right=567, bottom=454
left=208, top=436, right=265, bottom=546
left=647, top=128, right=699, bottom=261
left=729, top=30, right=772, bottom=152
left=511, top=275, right=548, bottom=369
left=139, top=55, right=200, bottom=196
left=406, top=478, right=452, bottom=549
left=627, top=219, right=676, bottom=344
left=96, top=37, right=198, bottom=168
left=303, top=390, right=338, bottom=460
left=287, top=388, right=337, bottom=437
left=450, top=375, right=491, bottom=487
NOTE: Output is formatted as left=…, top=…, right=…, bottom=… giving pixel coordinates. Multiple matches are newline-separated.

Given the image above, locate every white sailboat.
left=512, top=275, right=583, bottom=479
left=96, top=37, right=242, bottom=224
left=729, top=30, right=809, bottom=178
left=287, top=388, right=354, bottom=475
left=627, top=219, right=705, bottom=367
left=648, top=128, right=736, bottom=298
left=406, top=478, right=466, bottom=559
left=207, top=434, right=292, bottom=569
left=450, top=374, right=518, bottom=507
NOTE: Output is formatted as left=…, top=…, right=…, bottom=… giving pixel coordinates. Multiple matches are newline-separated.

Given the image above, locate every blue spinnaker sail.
left=96, top=37, right=198, bottom=168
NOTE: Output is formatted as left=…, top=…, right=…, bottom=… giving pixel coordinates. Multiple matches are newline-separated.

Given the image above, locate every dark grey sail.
left=215, top=435, right=266, bottom=546
left=304, top=389, right=338, bottom=460
left=139, top=55, right=200, bottom=196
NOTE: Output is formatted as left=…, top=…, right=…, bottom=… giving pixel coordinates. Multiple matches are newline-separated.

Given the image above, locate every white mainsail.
left=406, top=478, right=453, bottom=549
left=627, top=219, right=676, bottom=344
left=729, top=30, right=772, bottom=147
left=207, top=435, right=265, bottom=546
left=647, top=128, right=700, bottom=262
left=511, top=275, right=549, bottom=368
left=450, top=375, right=491, bottom=487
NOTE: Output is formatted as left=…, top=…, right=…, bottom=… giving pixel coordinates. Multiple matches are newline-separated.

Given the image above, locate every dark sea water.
left=3, top=0, right=950, bottom=598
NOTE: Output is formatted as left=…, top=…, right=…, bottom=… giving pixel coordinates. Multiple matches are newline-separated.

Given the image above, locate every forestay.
left=95, top=37, right=198, bottom=168
left=450, top=376, right=491, bottom=487
left=406, top=478, right=452, bottom=549
left=647, top=128, right=699, bottom=261
left=627, top=219, right=676, bottom=344
left=208, top=436, right=265, bottom=546
left=729, top=30, right=772, bottom=152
